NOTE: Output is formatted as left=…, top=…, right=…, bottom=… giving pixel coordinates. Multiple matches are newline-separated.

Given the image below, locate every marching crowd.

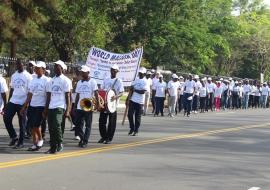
left=143, top=71, right=270, bottom=118
left=0, top=58, right=268, bottom=154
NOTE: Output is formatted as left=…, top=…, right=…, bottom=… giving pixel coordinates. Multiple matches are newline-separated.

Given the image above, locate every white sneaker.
left=75, top=136, right=81, bottom=141
left=37, top=140, right=44, bottom=147
left=194, top=111, right=198, bottom=114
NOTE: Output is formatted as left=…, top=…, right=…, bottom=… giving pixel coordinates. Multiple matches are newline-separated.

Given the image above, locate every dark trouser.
left=25, top=109, right=31, bottom=136
left=199, top=97, right=206, bottom=112
left=128, top=100, right=143, bottom=132
left=184, top=93, right=193, bottom=115
left=249, top=95, right=254, bottom=108
left=3, top=102, right=26, bottom=144
left=99, top=111, right=117, bottom=141
left=75, top=109, right=93, bottom=144
left=208, top=93, right=214, bottom=111
left=41, top=119, right=47, bottom=138
left=221, top=91, right=228, bottom=109
left=151, top=92, right=156, bottom=113
left=192, top=95, right=199, bottom=111
left=232, top=93, right=239, bottom=109
left=155, top=97, right=165, bottom=116
left=254, top=96, right=260, bottom=108
left=238, top=97, right=242, bottom=109
left=48, top=108, right=64, bottom=150
left=178, top=95, right=184, bottom=112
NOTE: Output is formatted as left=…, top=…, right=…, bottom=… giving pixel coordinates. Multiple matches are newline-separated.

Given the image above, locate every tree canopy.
left=0, top=0, right=270, bottom=79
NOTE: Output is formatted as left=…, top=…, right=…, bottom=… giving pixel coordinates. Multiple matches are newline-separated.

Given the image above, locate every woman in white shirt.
left=20, top=61, right=49, bottom=151
left=214, top=81, right=223, bottom=111
left=153, top=75, right=167, bottom=116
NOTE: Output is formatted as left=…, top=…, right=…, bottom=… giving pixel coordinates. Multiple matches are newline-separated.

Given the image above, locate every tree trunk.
left=10, top=39, right=17, bottom=58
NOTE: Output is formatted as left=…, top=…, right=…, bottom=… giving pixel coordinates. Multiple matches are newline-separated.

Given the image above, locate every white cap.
left=151, top=69, right=155, bottom=73
left=224, top=79, right=229, bottom=83
left=263, top=82, right=267, bottom=85
left=235, top=81, right=239, bottom=84
left=156, top=71, right=161, bottom=74
left=45, top=70, right=51, bottom=75
left=29, top=61, right=36, bottom=66
left=139, top=67, right=146, bottom=74
left=194, top=75, right=199, bottom=79
left=208, top=77, right=212, bottom=81
left=36, top=61, right=46, bottom=68
left=229, top=77, right=232, bottom=80
left=220, top=78, right=224, bottom=81
left=146, top=71, right=152, bottom=75
left=54, top=60, right=66, bottom=70
left=80, top=65, right=90, bottom=73
left=111, top=64, right=119, bottom=71
left=179, top=76, right=184, bottom=79
left=172, top=74, right=178, bottom=79
left=217, top=81, right=221, bottom=83
left=159, top=74, right=163, bottom=78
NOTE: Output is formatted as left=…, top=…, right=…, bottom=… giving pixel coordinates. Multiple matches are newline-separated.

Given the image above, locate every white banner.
left=86, top=47, right=143, bottom=86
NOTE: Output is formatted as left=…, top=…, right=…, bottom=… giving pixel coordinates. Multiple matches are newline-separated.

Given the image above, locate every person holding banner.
left=98, top=64, right=124, bottom=144
left=126, top=67, right=147, bottom=136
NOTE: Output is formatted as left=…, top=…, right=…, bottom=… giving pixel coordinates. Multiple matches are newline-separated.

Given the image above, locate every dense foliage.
left=0, top=0, right=269, bottom=79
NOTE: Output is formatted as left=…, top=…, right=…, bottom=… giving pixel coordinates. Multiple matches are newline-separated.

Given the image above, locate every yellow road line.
left=0, top=123, right=269, bottom=169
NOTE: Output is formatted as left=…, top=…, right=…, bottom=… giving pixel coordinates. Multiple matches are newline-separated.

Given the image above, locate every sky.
left=265, top=0, right=270, bottom=6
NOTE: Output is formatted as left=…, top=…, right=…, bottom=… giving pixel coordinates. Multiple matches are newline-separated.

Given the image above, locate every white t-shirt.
left=130, top=78, right=148, bottom=104
left=151, top=78, right=159, bottom=90
left=179, top=82, right=185, bottom=95
left=199, top=86, right=207, bottom=97
left=76, top=79, right=98, bottom=110
left=184, top=80, right=195, bottom=94
left=239, top=86, right=244, bottom=97
left=10, top=70, right=33, bottom=105
left=243, top=84, right=251, bottom=95
left=254, top=87, right=261, bottom=96
left=194, top=81, right=202, bottom=96
left=262, top=86, right=269, bottom=96
left=48, top=74, right=70, bottom=109
left=233, top=86, right=240, bottom=92
left=206, top=82, right=216, bottom=93
left=167, top=81, right=180, bottom=97
left=0, top=76, right=8, bottom=108
left=214, top=86, right=223, bottom=98
left=101, top=77, right=124, bottom=106
left=146, top=78, right=152, bottom=93
left=29, top=75, right=50, bottom=107
left=153, top=81, right=167, bottom=97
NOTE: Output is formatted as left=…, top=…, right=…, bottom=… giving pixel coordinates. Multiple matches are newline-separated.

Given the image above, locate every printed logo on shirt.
left=13, top=79, right=26, bottom=88
left=78, top=85, right=91, bottom=93
left=51, top=85, right=63, bottom=94
left=32, top=83, right=45, bottom=94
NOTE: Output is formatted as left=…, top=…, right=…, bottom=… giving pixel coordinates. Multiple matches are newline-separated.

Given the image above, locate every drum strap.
left=111, top=78, right=118, bottom=92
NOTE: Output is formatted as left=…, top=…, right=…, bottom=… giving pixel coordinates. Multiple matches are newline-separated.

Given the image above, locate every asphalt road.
left=0, top=109, right=270, bottom=190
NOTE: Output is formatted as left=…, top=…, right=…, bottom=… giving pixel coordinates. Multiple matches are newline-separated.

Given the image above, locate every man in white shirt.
left=153, top=74, right=167, bottom=116
left=192, top=75, right=201, bottom=113
left=232, top=81, right=240, bottom=109
left=0, top=74, right=8, bottom=114
left=167, top=74, right=179, bottom=117
left=178, top=76, right=185, bottom=113
left=143, top=71, right=152, bottom=116
left=261, top=82, right=269, bottom=108
left=183, top=74, right=195, bottom=117
left=43, top=60, right=71, bottom=154
left=126, top=67, right=147, bottom=136
left=20, top=61, right=49, bottom=151
left=74, top=65, right=99, bottom=148
left=98, top=64, right=124, bottom=144
left=242, top=79, right=251, bottom=109
left=206, top=77, right=216, bottom=111
left=4, top=59, right=32, bottom=149
left=151, top=71, right=160, bottom=113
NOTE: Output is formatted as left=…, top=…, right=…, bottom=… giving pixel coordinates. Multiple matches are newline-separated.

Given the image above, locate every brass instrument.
left=80, top=96, right=105, bottom=112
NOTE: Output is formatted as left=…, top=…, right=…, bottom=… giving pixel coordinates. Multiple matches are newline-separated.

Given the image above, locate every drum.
left=98, top=89, right=117, bottom=113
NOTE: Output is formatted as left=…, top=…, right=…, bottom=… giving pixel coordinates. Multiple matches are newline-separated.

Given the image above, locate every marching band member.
left=126, top=67, right=147, bottom=136
left=43, top=60, right=70, bottom=154
left=74, top=65, right=99, bottom=148
left=167, top=74, right=180, bottom=117
left=20, top=61, right=49, bottom=151
left=4, top=59, right=32, bottom=148
left=98, top=64, right=124, bottom=144
left=143, top=70, right=152, bottom=116
left=153, top=74, right=167, bottom=117
left=183, top=74, right=195, bottom=117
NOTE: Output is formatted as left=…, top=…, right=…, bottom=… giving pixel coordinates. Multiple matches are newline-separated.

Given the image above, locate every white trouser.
left=143, top=91, right=151, bottom=114
left=168, top=96, right=177, bottom=115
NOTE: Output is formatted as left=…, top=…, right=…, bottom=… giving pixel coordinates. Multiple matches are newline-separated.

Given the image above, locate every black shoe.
left=45, top=149, right=56, bottom=154
left=103, top=140, right=111, bottom=144
left=80, top=142, right=87, bottom=148
left=57, top=144, right=63, bottom=152
left=24, top=134, right=31, bottom=139
left=128, top=130, right=134, bottom=136
left=9, top=138, right=18, bottom=146
left=98, top=138, right=105, bottom=143
left=132, top=131, right=138, bottom=136
left=70, top=128, right=75, bottom=131
left=13, top=143, right=24, bottom=149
